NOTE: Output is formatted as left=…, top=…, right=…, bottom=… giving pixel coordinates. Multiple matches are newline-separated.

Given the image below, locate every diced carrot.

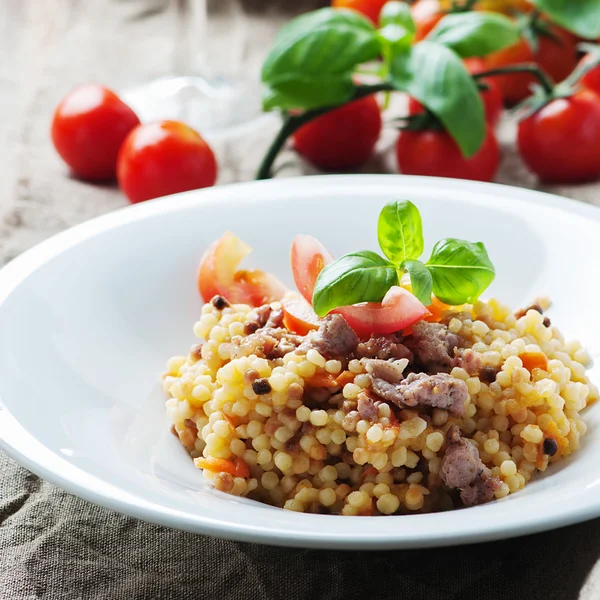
left=306, top=372, right=338, bottom=387
left=424, top=296, right=452, bottom=323
left=335, top=371, right=356, bottom=386
left=519, top=351, right=548, bottom=373
left=194, top=456, right=236, bottom=475
left=359, top=499, right=374, bottom=516
left=234, top=457, right=250, bottom=478
left=306, top=370, right=356, bottom=388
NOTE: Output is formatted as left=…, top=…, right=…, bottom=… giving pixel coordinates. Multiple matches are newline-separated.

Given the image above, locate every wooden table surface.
left=0, top=1, right=599, bottom=598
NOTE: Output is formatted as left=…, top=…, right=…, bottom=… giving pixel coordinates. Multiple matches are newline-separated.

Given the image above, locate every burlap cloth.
left=2, top=1, right=600, bottom=598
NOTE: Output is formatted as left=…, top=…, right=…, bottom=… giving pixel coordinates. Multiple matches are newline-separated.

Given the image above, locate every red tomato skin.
left=396, top=127, right=500, bottom=182
left=517, top=90, right=600, bottom=183
left=580, top=58, right=600, bottom=96
left=331, top=0, right=389, bottom=24
left=51, top=84, right=140, bottom=181
left=293, top=96, right=382, bottom=171
left=411, top=0, right=444, bottom=41
left=117, top=120, right=217, bottom=203
left=335, top=287, right=430, bottom=338
left=485, top=29, right=577, bottom=106
left=291, top=235, right=334, bottom=303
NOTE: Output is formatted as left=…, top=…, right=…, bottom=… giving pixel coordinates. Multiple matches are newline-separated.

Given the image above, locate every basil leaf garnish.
left=378, top=200, right=424, bottom=264
left=312, top=251, right=399, bottom=317
left=402, top=259, right=433, bottom=306
left=426, top=238, right=495, bottom=305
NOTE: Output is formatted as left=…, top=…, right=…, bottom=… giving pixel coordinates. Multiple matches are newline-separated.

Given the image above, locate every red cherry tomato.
left=331, top=0, right=389, bottom=24
left=281, top=295, right=321, bottom=335
left=484, top=27, right=577, bottom=106
left=293, top=95, right=382, bottom=171
left=51, top=84, right=140, bottom=181
left=198, top=232, right=288, bottom=306
left=117, top=120, right=217, bottom=203
left=291, top=235, right=334, bottom=303
left=580, top=55, right=600, bottom=96
left=464, top=58, right=503, bottom=126
left=517, top=89, right=600, bottom=183
left=396, top=126, right=500, bottom=182
left=335, top=287, right=431, bottom=338
left=411, top=0, right=445, bottom=42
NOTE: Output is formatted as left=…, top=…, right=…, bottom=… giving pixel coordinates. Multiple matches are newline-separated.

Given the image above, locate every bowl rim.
left=2, top=174, right=600, bottom=549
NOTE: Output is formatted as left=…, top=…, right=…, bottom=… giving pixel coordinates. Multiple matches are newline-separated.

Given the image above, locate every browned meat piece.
left=514, top=303, right=543, bottom=319
left=243, top=304, right=274, bottom=334
left=297, top=314, right=359, bottom=359
left=457, top=348, right=481, bottom=376
left=232, top=327, right=302, bottom=360
left=440, top=426, right=485, bottom=488
left=405, top=321, right=459, bottom=372
left=460, top=476, right=502, bottom=507
left=400, top=373, right=468, bottom=417
left=354, top=334, right=413, bottom=361
left=357, top=392, right=380, bottom=421
left=367, top=362, right=468, bottom=416
left=363, top=358, right=408, bottom=384
left=265, top=308, right=285, bottom=329
left=440, top=425, right=501, bottom=507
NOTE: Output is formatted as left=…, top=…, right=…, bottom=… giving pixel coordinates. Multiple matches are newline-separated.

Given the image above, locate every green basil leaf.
left=312, top=251, right=399, bottom=317
left=426, top=238, right=495, bottom=305
left=377, top=200, right=424, bottom=264
left=262, top=8, right=381, bottom=111
left=401, top=259, right=433, bottom=306
left=531, top=0, right=600, bottom=40
left=390, top=42, right=485, bottom=158
left=262, top=76, right=354, bottom=112
left=378, top=2, right=415, bottom=50
left=427, top=12, right=520, bottom=58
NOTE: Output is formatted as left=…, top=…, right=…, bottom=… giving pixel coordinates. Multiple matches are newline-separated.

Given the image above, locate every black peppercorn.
left=252, top=378, right=272, bottom=395
left=542, top=437, right=559, bottom=456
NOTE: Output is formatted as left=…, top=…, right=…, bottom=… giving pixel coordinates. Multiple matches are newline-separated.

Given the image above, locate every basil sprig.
left=312, top=200, right=495, bottom=315
left=260, top=4, right=522, bottom=160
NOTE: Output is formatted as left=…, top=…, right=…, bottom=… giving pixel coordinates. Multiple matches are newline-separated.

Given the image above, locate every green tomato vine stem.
left=256, top=82, right=395, bottom=180
left=474, top=63, right=555, bottom=95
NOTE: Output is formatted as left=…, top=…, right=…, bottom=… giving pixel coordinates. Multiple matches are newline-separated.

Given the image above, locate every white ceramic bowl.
left=1, top=175, right=600, bottom=549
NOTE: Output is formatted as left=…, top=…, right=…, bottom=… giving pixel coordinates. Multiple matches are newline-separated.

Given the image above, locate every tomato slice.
left=281, top=294, right=320, bottom=335
left=291, top=234, right=334, bottom=303
left=197, top=232, right=288, bottom=306
left=335, top=286, right=430, bottom=338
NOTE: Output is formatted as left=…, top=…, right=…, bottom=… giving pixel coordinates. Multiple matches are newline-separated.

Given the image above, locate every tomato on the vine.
left=396, top=126, right=500, bottom=182
left=293, top=95, right=382, bottom=171
left=484, top=26, right=577, bottom=106
left=408, top=58, right=503, bottom=126
left=331, top=0, right=389, bottom=24
left=117, top=120, right=218, bottom=203
left=517, top=89, right=600, bottom=183
left=51, top=84, right=140, bottom=181
left=580, top=55, right=600, bottom=96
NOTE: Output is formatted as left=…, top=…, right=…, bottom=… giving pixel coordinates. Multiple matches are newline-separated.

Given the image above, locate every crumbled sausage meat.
left=457, top=348, right=481, bottom=376
left=232, top=328, right=302, bottom=360
left=354, top=334, right=413, bottom=361
left=366, top=360, right=468, bottom=417
left=297, top=314, right=359, bottom=359
left=405, top=321, right=459, bottom=372
left=440, top=425, right=501, bottom=506
left=479, top=365, right=499, bottom=384
left=357, top=392, right=380, bottom=421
